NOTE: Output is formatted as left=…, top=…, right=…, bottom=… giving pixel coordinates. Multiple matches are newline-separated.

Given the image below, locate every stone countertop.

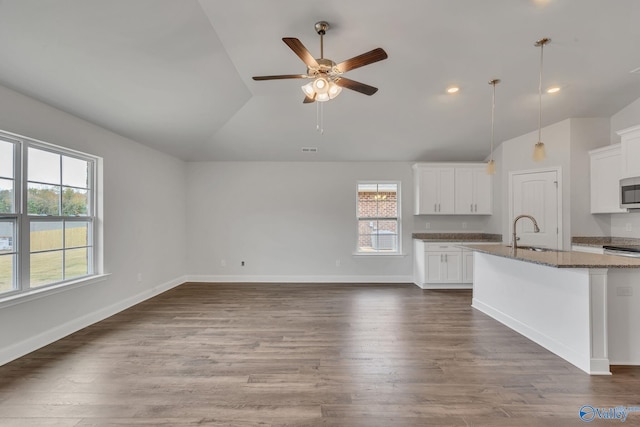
left=412, top=233, right=502, bottom=242
left=571, top=236, right=640, bottom=248
left=463, top=244, right=640, bottom=269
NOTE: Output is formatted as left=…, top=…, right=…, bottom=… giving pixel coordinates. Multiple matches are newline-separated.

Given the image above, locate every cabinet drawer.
left=425, top=244, right=460, bottom=252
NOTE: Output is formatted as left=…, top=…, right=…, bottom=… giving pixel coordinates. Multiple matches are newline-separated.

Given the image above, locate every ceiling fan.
left=252, top=21, right=388, bottom=103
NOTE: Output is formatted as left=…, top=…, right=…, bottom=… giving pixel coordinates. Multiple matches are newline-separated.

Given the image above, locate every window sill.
left=0, top=273, right=111, bottom=309
left=352, top=252, right=407, bottom=257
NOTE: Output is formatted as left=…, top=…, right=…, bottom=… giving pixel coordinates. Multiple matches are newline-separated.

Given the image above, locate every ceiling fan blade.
left=252, top=74, right=309, bottom=81
left=283, top=38, right=319, bottom=68
left=336, top=48, right=388, bottom=73
left=334, top=77, right=378, bottom=96
left=303, top=94, right=316, bottom=104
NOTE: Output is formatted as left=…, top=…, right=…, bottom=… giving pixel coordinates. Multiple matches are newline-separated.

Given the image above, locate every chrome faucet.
left=512, top=214, right=540, bottom=251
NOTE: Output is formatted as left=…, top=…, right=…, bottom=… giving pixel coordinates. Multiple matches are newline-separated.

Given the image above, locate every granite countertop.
left=572, top=236, right=640, bottom=248
left=412, top=232, right=502, bottom=242
left=464, top=244, right=640, bottom=269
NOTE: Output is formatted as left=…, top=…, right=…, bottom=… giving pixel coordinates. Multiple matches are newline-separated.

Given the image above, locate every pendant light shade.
left=533, top=37, right=550, bottom=161
left=487, top=79, right=500, bottom=175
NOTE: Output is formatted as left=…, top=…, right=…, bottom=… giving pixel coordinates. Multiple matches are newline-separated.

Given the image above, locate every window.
left=0, top=132, right=99, bottom=298
left=356, top=182, right=400, bottom=254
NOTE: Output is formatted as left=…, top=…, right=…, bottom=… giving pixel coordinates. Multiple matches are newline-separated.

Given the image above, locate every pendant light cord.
left=538, top=41, right=544, bottom=142
left=491, top=81, right=496, bottom=161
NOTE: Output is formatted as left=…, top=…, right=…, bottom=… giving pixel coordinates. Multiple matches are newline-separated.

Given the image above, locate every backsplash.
left=611, top=211, right=640, bottom=238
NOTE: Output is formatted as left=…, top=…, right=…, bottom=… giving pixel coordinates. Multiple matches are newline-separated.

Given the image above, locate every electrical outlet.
left=137, top=273, right=142, bottom=283
left=626, top=223, right=633, bottom=232
left=425, top=222, right=431, bottom=230
left=462, top=222, right=467, bottom=229
left=221, top=259, right=226, bottom=267
left=335, top=259, right=341, bottom=267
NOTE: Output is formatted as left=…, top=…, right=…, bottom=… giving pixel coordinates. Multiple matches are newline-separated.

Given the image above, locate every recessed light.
left=447, top=86, right=460, bottom=94
left=546, top=86, right=561, bottom=94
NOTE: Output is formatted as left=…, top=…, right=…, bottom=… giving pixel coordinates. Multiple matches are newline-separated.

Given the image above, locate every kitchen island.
left=464, top=244, right=640, bottom=375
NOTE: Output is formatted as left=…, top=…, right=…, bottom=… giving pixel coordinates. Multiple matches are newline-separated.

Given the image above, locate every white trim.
left=416, top=282, right=472, bottom=290
left=186, top=274, right=413, bottom=284
left=0, top=273, right=110, bottom=309
left=0, top=275, right=186, bottom=367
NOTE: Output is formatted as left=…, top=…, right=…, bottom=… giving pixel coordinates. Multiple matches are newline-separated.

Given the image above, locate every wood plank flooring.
left=1, top=283, right=639, bottom=426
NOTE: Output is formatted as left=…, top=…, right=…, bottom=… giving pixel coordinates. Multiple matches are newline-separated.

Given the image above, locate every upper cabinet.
left=413, top=166, right=455, bottom=214
left=589, top=144, right=627, bottom=214
left=619, top=125, right=640, bottom=178
left=413, top=163, right=492, bottom=215
left=454, top=167, right=492, bottom=214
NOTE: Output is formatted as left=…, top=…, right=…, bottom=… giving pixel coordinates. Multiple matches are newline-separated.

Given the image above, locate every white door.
left=473, top=168, right=493, bottom=214
left=510, top=169, right=560, bottom=249
left=438, top=168, right=456, bottom=214
left=425, top=253, right=445, bottom=283
left=443, top=251, right=462, bottom=283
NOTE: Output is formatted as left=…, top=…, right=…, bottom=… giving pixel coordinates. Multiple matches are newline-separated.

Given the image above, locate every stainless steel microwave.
left=621, top=177, right=640, bottom=209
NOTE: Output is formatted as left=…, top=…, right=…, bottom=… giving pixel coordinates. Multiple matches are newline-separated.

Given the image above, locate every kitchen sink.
left=513, top=245, right=558, bottom=252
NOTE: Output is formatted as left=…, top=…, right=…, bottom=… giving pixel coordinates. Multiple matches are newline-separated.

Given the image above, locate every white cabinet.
left=413, top=163, right=492, bottom=215
left=462, top=250, right=474, bottom=283
left=425, top=248, right=462, bottom=283
left=454, top=167, right=492, bottom=214
left=413, top=166, right=455, bottom=214
left=589, top=144, right=627, bottom=214
left=619, top=125, right=640, bottom=178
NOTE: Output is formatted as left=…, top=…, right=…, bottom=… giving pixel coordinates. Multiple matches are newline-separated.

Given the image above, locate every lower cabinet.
left=414, top=240, right=493, bottom=289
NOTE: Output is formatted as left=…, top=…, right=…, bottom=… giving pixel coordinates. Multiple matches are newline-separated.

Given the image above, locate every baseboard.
left=186, top=274, right=414, bottom=284
left=471, top=297, right=594, bottom=374
left=0, top=275, right=187, bottom=367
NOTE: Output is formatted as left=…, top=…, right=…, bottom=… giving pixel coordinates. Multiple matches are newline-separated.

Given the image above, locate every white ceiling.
left=0, top=0, right=639, bottom=162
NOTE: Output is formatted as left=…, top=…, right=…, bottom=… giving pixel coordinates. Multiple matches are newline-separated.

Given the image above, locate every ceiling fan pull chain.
left=316, top=102, right=324, bottom=135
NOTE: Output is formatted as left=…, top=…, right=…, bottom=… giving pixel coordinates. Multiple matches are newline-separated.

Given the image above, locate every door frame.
left=508, top=166, right=563, bottom=250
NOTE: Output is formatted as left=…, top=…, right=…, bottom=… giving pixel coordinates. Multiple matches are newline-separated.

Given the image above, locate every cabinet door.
left=454, top=168, right=475, bottom=214
left=590, top=146, right=626, bottom=214
left=443, top=251, right=462, bottom=283
left=473, top=168, right=493, bottom=214
left=416, top=168, right=440, bottom=214
left=462, top=250, right=474, bottom=283
left=425, top=253, right=445, bottom=283
left=438, top=168, right=456, bottom=214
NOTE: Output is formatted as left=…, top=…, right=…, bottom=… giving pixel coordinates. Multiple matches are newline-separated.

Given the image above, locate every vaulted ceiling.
left=0, top=0, right=639, bottom=161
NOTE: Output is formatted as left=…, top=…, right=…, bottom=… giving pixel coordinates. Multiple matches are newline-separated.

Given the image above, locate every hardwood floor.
left=1, top=283, right=639, bottom=426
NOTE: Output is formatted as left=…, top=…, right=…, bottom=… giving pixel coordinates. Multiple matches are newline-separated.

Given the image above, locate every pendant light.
left=533, top=37, right=550, bottom=161
left=487, top=79, right=500, bottom=175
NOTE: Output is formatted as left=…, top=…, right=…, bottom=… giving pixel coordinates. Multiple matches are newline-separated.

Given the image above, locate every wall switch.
left=137, top=273, right=142, bottom=282
left=335, top=259, right=341, bottom=267
left=425, top=222, right=431, bottom=230
left=626, top=223, right=633, bottom=232
left=617, top=286, right=633, bottom=296
left=462, top=222, right=467, bottom=229
left=221, top=259, right=226, bottom=267
left=241, top=261, right=245, bottom=266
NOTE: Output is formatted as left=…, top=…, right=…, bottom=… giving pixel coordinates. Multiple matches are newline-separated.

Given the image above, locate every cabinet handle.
left=445, top=254, right=448, bottom=262
left=438, top=203, right=441, bottom=212
left=470, top=203, right=473, bottom=212
left=475, top=203, right=478, bottom=212
left=440, top=254, right=443, bottom=262
left=434, top=203, right=437, bottom=212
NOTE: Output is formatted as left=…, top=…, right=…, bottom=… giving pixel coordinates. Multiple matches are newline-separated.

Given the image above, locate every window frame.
left=0, top=130, right=103, bottom=303
left=355, top=180, right=402, bottom=256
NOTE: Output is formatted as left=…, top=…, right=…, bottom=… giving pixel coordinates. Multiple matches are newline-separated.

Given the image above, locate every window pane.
left=377, top=220, right=398, bottom=233
left=357, top=200, right=379, bottom=218
left=62, top=156, right=88, bottom=188
left=0, top=220, right=15, bottom=253
left=65, top=221, right=89, bottom=248
left=0, top=139, right=13, bottom=178
left=30, top=251, right=63, bottom=287
left=65, top=248, right=89, bottom=279
left=62, top=187, right=88, bottom=216
left=31, top=221, right=63, bottom=252
left=0, top=254, right=15, bottom=294
left=0, top=178, right=14, bottom=214
left=28, top=147, right=60, bottom=184
left=28, top=183, right=60, bottom=215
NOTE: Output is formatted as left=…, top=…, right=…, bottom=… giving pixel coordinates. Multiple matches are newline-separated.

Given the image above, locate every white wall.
left=0, top=85, right=188, bottom=364
left=186, top=162, right=415, bottom=282
left=490, top=118, right=610, bottom=247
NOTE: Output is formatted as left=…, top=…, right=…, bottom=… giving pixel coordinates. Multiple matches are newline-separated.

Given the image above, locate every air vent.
left=301, top=147, right=318, bottom=153
left=630, top=66, right=640, bottom=74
